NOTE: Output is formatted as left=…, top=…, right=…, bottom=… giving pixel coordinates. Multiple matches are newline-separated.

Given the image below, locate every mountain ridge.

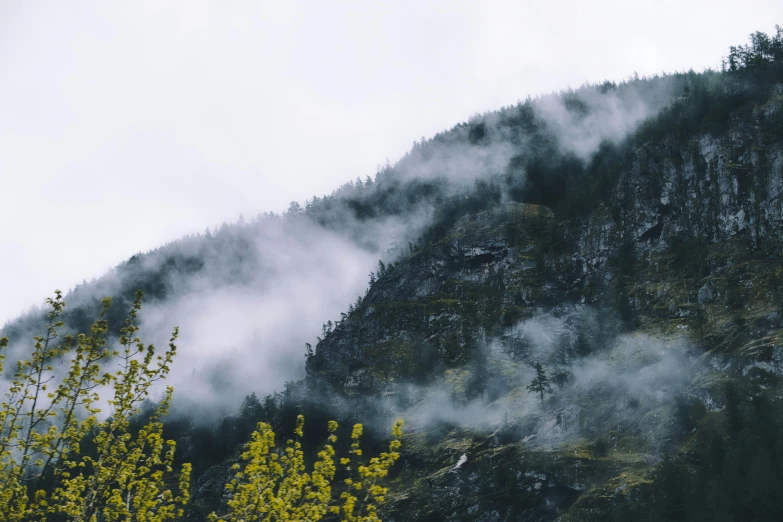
left=3, top=28, right=783, bottom=521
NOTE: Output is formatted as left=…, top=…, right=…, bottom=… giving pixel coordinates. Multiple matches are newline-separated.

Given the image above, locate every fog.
left=373, top=310, right=705, bottom=454
left=3, top=1, right=781, bottom=326
left=138, top=217, right=381, bottom=416
left=1, top=76, right=689, bottom=422
left=533, top=77, right=680, bottom=158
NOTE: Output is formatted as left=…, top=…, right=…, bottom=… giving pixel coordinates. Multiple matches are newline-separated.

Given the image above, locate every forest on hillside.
left=2, top=27, right=783, bottom=521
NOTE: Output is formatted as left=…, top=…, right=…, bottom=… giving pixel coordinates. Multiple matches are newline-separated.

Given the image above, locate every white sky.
left=1, top=0, right=781, bottom=325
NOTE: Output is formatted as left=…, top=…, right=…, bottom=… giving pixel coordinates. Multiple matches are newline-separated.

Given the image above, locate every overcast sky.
left=1, top=1, right=781, bottom=325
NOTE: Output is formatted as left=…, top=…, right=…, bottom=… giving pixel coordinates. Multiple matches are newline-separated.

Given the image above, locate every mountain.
left=3, top=28, right=783, bottom=521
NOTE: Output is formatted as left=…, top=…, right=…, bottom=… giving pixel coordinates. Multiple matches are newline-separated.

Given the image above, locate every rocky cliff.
left=305, top=84, right=783, bottom=521
left=5, top=36, right=783, bottom=521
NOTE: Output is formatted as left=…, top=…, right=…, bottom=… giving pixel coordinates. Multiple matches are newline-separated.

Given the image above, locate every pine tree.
left=694, top=301, right=708, bottom=337
left=573, top=330, right=593, bottom=358
left=527, top=363, right=552, bottom=405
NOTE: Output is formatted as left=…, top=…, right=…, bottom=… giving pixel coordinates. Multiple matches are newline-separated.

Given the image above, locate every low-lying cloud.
left=370, top=310, right=705, bottom=454
left=1, top=75, right=686, bottom=425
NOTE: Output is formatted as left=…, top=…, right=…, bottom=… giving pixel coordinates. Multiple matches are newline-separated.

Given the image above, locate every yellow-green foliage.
left=0, top=291, right=191, bottom=521
left=1, top=291, right=404, bottom=522
left=210, top=417, right=404, bottom=522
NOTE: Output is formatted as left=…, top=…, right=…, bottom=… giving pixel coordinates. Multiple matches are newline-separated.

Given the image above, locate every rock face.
left=2, top=60, right=781, bottom=519
left=306, top=89, right=783, bottom=521
left=698, top=284, right=714, bottom=304
left=580, top=93, right=783, bottom=265
left=307, top=203, right=564, bottom=394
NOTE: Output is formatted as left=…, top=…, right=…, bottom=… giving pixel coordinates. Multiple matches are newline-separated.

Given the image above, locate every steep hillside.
left=3, top=28, right=783, bottom=522
left=0, top=68, right=689, bottom=413
left=303, top=31, right=783, bottom=521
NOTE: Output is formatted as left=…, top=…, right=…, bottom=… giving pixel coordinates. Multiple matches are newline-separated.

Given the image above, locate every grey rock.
left=698, top=284, right=714, bottom=304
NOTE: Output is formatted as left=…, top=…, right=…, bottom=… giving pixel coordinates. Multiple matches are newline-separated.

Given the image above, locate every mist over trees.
left=2, top=27, right=783, bottom=520
left=0, top=293, right=402, bottom=522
